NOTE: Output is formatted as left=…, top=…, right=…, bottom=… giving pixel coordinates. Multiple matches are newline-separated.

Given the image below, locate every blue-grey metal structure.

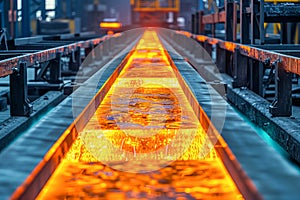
left=22, top=0, right=30, bottom=37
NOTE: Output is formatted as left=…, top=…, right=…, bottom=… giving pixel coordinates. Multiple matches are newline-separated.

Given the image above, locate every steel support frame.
left=21, top=0, right=31, bottom=37
left=10, top=62, right=33, bottom=116
left=84, top=42, right=94, bottom=59
left=216, top=43, right=227, bottom=73
left=269, top=62, right=292, bottom=117
left=233, top=1, right=238, bottom=42
left=250, top=0, right=264, bottom=44
left=49, top=52, right=62, bottom=84
left=198, top=11, right=204, bottom=35
left=232, top=47, right=248, bottom=88
left=225, top=0, right=234, bottom=41
left=280, top=23, right=293, bottom=44
left=240, top=0, right=250, bottom=44
left=190, top=0, right=298, bottom=115
left=34, top=61, right=49, bottom=81
left=0, top=36, right=118, bottom=114
left=0, top=1, right=4, bottom=28
left=248, top=59, right=264, bottom=96
left=216, top=43, right=233, bottom=77
left=1, top=34, right=115, bottom=117
left=204, top=40, right=212, bottom=57
left=192, top=13, right=196, bottom=34
left=41, top=0, right=46, bottom=20
left=211, top=20, right=216, bottom=38
left=259, top=0, right=265, bottom=44
left=195, top=12, right=200, bottom=35
left=69, top=46, right=81, bottom=72
left=55, top=0, right=63, bottom=18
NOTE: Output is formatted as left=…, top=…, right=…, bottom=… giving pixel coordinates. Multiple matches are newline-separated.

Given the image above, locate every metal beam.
left=232, top=46, right=249, bottom=88
left=269, top=62, right=292, bottom=116
left=250, top=0, right=260, bottom=44
left=9, top=62, right=33, bottom=116
left=225, top=0, right=234, bottom=41
left=41, top=0, right=46, bottom=20
left=0, top=35, right=106, bottom=77
left=194, top=34, right=300, bottom=76
left=240, top=0, right=250, bottom=44
left=22, top=0, right=31, bottom=37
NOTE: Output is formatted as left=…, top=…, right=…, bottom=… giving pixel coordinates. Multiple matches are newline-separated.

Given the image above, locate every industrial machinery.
left=189, top=0, right=300, bottom=174
left=131, top=0, right=180, bottom=28
left=2, top=1, right=300, bottom=199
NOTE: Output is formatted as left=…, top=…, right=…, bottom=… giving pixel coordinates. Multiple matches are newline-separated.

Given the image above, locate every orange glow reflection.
left=196, top=35, right=208, bottom=42
left=107, top=30, right=114, bottom=35
left=224, top=41, right=236, bottom=52
left=36, top=30, right=243, bottom=200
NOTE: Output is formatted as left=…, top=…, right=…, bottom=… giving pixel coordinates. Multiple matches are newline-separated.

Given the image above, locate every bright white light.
left=17, top=0, right=56, bottom=10
left=46, top=0, right=56, bottom=10
left=17, top=0, right=22, bottom=9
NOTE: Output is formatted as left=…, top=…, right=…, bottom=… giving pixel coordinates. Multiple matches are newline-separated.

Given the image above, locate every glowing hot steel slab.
left=36, top=30, right=243, bottom=199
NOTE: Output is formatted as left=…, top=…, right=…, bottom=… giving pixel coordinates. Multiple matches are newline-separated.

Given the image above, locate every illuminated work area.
left=36, top=30, right=242, bottom=199
left=1, top=1, right=300, bottom=200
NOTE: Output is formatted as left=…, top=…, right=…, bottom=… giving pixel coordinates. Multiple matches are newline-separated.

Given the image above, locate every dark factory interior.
left=1, top=0, right=300, bottom=199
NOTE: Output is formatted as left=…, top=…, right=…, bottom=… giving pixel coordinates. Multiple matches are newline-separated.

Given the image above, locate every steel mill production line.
left=2, top=0, right=300, bottom=199
left=1, top=28, right=300, bottom=200
left=35, top=30, right=244, bottom=200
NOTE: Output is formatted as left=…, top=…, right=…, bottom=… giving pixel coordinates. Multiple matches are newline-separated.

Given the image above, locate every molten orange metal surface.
left=36, top=30, right=243, bottom=199
left=100, top=22, right=122, bottom=29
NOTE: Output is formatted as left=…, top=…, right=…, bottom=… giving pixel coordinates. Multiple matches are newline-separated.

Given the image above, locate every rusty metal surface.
left=190, top=33, right=300, bottom=76
left=201, top=11, right=226, bottom=24
left=0, top=35, right=113, bottom=77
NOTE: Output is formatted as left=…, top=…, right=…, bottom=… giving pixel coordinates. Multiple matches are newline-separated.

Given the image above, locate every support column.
left=55, top=0, right=63, bottom=18
left=198, top=11, right=204, bottom=35
left=240, top=0, right=251, bottom=44
left=269, top=62, right=292, bottom=116
left=69, top=46, right=81, bottom=72
left=233, top=1, right=238, bottom=41
left=225, top=0, right=234, bottom=41
left=22, top=0, right=31, bottom=37
left=191, top=13, right=195, bottom=34
left=204, top=40, right=212, bottom=57
left=251, top=0, right=259, bottom=44
left=250, top=61, right=264, bottom=96
left=49, top=52, right=62, bottom=84
left=232, top=47, right=248, bottom=88
left=195, top=12, right=200, bottom=35
left=10, top=62, right=33, bottom=116
left=216, top=44, right=226, bottom=73
left=259, top=0, right=265, bottom=44
left=41, top=0, right=46, bottom=20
